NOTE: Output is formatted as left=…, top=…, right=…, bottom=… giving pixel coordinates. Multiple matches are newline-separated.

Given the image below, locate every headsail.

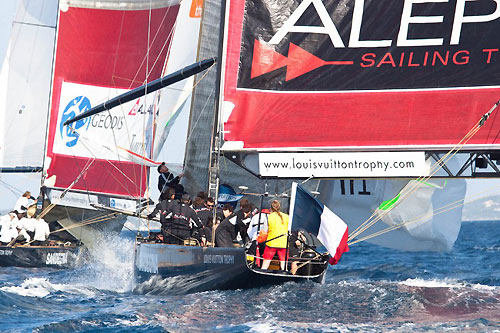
left=318, top=177, right=466, bottom=252
left=0, top=0, right=58, bottom=171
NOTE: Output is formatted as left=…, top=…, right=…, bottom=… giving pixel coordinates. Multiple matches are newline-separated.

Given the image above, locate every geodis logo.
left=59, top=96, right=91, bottom=147
left=239, top=0, right=500, bottom=91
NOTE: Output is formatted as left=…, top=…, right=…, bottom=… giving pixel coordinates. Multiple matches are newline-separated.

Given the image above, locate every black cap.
left=157, top=162, right=165, bottom=173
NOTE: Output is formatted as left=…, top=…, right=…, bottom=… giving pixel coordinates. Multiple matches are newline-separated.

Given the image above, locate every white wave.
left=244, top=320, right=366, bottom=332
left=399, top=278, right=499, bottom=291
left=400, top=278, right=463, bottom=288
left=0, top=277, right=97, bottom=298
left=114, top=315, right=151, bottom=328
left=472, top=245, right=500, bottom=252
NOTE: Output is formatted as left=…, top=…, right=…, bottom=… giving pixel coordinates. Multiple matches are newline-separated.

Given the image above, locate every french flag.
left=289, top=183, right=349, bottom=265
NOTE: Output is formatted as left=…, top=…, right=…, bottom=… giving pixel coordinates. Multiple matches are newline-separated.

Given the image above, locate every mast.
left=207, top=0, right=228, bottom=199
left=182, top=0, right=225, bottom=196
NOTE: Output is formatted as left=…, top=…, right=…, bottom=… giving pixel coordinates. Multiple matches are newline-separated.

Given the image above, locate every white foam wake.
left=0, top=277, right=97, bottom=298
left=399, top=278, right=499, bottom=291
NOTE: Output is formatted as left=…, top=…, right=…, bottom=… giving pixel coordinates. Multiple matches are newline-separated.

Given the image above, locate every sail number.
left=340, top=180, right=371, bottom=196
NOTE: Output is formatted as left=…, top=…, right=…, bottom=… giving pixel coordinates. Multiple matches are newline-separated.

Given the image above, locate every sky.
left=1, top=1, right=500, bottom=214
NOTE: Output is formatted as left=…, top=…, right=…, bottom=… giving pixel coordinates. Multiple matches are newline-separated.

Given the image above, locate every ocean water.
left=0, top=221, right=498, bottom=332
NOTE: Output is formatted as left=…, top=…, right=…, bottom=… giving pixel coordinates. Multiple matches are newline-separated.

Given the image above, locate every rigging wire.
left=69, top=3, right=177, bottom=200
left=349, top=115, right=489, bottom=241
left=106, top=3, right=177, bottom=200
left=0, top=179, right=22, bottom=197
left=348, top=100, right=500, bottom=244
left=349, top=179, right=500, bottom=245
left=38, top=158, right=96, bottom=220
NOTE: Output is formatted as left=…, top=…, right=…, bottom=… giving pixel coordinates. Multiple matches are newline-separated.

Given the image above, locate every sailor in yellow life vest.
left=261, top=200, right=289, bottom=271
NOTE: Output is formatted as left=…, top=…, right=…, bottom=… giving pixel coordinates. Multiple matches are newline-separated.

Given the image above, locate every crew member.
left=32, top=218, right=50, bottom=246
left=193, top=197, right=216, bottom=244
left=0, top=212, right=18, bottom=245
left=288, top=230, right=307, bottom=275
left=233, top=204, right=253, bottom=245
left=261, top=200, right=289, bottom=271
left=147, top=187, right=177, bottom=243
left=215, top=204, right=238, bottom=247
left=157, top=162, right=183, bottom=198
left=165, top=194, right=205, bottom=245
left=248, top=207, right=269, bottom=241
left=18, top=212, right=36, bottom=240
left=14, top=191, right=36, bottom=213
left=12, top=223, right=30, bottom=245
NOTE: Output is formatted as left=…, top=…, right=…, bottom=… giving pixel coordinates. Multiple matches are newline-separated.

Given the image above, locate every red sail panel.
left=45, top=5, right=179, bottom=197
left=222, top=0, right=500, bottom=149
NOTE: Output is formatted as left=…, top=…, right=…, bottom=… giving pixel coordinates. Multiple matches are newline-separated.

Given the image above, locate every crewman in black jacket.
left=157, top=162, right=183, bottom=199
left=166, top=194, right=206, bottom=245
left=147, top=187, right=177, bottom=242
left=234, top=205, right=253, bottom=245
left=193, top=197, right=217, bottom=244
left=215, top=204, right=235, bottom=247
left=215, top=203, right=252, bottom=247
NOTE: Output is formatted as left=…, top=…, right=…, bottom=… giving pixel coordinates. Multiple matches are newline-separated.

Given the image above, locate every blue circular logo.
left=59, top=96, right=91, bottom=147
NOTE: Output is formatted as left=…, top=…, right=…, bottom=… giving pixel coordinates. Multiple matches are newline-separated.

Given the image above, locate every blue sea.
left=0, top=221, right=498, bottom=332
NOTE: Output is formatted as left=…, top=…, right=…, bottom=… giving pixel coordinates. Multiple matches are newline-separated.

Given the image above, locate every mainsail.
left=221, top=0, right=500, bottom=150
left=194, top=0, right=500, bottom=252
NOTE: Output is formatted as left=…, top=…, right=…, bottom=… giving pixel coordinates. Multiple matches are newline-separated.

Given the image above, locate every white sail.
left=152, top=0, right=203, bottom=159
left=0, top=0, right=58, bottom=169
left=148, top=0, right=203, bottom=200
left=319, top=177, right=466, bottom=252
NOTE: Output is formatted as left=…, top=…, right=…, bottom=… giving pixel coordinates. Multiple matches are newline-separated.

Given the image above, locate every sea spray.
left=73, top=233, right=136, bottom=292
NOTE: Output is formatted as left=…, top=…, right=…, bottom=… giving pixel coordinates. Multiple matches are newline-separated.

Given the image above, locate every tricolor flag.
left=289, top=183, right=349, bottom=265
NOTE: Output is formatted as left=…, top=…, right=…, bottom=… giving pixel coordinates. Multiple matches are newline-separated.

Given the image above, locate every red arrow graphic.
left=250, top=39, right=353, bottom=81
left=251, top=39, right=288, bottom=78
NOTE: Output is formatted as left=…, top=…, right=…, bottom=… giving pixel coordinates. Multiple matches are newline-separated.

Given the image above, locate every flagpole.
left=284, top=231, right=290, bottom=272
left=256, top=183, right=267, bottom=235
left=255, top=184, right=267, bottom=268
